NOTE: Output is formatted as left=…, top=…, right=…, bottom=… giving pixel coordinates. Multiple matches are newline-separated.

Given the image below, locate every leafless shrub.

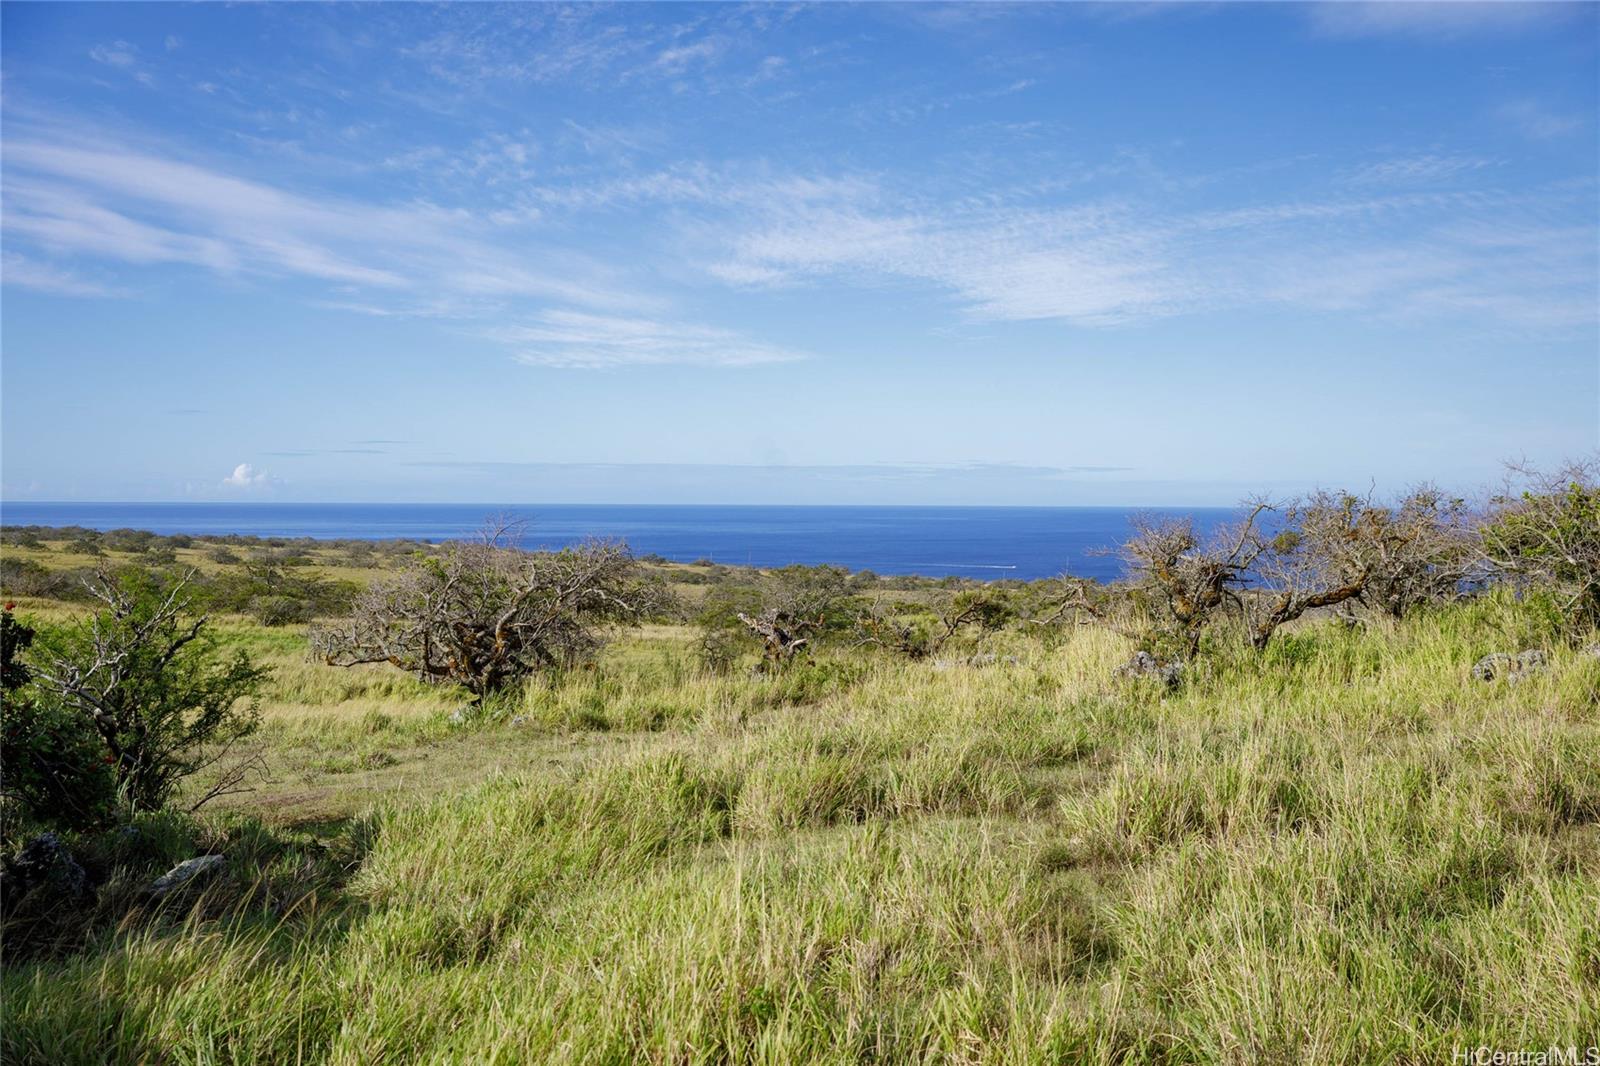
left=1117, top=488, right=1478, bottom=655
left=1348, top=486, right=1475, bottom=618
left=1238, top=495, right=1372, bottom=651
left=1119, top=504, right=1271, bottom=658
left=1020, top=574, right=1142, bottom=643
left=309, top=522, right=664, bottom=701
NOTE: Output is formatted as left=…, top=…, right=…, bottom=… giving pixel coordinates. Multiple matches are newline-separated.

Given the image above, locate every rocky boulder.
left=1114, top=651, right=1184, bottom=689
left=1470, top=649, right=1547, bottom=683
left=147, top=854, right=227, bottom=900
left=1, top=831, right=89, bottom=914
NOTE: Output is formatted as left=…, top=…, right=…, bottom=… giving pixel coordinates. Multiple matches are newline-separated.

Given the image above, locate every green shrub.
left=26, top=572, right=268, bottom=812
left=1481, top=458, right=1600, bottom=632
left=201, top=562, right=357, bottom=621
left=247, top=594, right=316, bottom=627
left=1, top=611, right=117, bottom=838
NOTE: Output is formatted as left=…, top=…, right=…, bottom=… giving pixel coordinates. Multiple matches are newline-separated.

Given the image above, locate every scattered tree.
left=1347, top=486, right=1474, bottom=619
left=203, top=560, right=359, bottom=626
left=854, top=588, right=1013, bottom=659
left=1479, top=456, right=1600, bottom=631
left=730, top=565, right=855, bottom=667
left=1119, top=505, right=1271, bottom=658
left=1237, top=494, right=1372, bottom=651
left=1020, top=574, right=1134, bottom=638
left=310, top=525, right=663, bottom=700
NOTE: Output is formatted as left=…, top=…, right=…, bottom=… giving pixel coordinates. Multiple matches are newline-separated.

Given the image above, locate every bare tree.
left=1346, top=486, right=1475, bottom=619
left=736, top=609, right=818, bottom=665
left=1479, top=455, right=1600, bottom=631
left=1120, top=504, right=1271, bottom=658
left=1238, top=494, right=1372, bottom=651
left=1230, top=487, right=1475, bottom=649
left=1020, top=574, right=1156, bottom=652
left=732, top=565, right=854, bottom=667
left=310, top=525, right=663, bottom=701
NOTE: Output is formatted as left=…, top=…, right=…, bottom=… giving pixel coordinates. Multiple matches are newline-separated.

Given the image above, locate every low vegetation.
left=1, top=459, right=1596, bottom=1063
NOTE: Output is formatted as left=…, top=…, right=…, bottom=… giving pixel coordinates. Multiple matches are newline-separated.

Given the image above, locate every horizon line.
left=1, top=499, right=1249, bottom=511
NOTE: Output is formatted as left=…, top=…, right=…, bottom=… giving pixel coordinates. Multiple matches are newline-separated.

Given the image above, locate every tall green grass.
left=4, top=595, right=1597, bottom=1063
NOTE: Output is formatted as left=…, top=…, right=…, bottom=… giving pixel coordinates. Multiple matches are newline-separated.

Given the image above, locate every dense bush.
left=1, top=611, right=117, bottom=838
left=26, top=571, right=268, bottom=812
left=199, top=561, right=358, bottom=624
left=1481, top=457, right=1600, bottom=632
left=0, top=558, right=60, bottom=598
left=100, top=528, right=159, bottom=555
left=0, top=559, right=95, bottom=602
left=854, top=587, right=1015, bottom=659
left=67, top=536, right=104, bottom=557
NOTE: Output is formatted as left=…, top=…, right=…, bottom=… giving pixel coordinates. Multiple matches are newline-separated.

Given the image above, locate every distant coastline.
left=0, top=502, right=1239, bottom=582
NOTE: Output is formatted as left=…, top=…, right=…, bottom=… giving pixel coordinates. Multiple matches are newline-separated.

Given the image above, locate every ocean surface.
left=0, top=502, right=1239, bottom=582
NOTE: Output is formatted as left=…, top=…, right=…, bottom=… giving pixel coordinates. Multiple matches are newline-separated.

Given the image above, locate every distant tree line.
left=690, top=456, right=1600, bottom=671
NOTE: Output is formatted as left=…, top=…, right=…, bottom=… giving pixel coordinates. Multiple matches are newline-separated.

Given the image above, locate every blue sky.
left=2, top=1, right=1596, bottom=506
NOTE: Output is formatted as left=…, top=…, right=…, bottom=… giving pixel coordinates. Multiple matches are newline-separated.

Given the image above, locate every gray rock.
left=3, top=832, right=88, bottom=905
left=1471, top=649, right=1547, bottom=683
left=967, top=653, right=1020, bottom=667
left=148, top=854, right=227, bottom=899
left=1581, top=643, right=1600, bottom=661
left=1114, top=651, right=1184, bottom=688
left=510, top=715, right=528, bottom=727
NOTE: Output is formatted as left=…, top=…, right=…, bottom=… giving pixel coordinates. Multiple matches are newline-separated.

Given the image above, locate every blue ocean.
left=0, top=503, right=1238, bottom=582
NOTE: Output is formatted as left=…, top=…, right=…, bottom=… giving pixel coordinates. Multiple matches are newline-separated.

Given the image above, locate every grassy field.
left=2, top=537, right=1598, bottom=1063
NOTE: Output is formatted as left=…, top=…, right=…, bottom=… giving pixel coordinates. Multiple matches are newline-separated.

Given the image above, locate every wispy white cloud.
left=1307, top=2, right=1577, bottom=40
left=1343, top=154, right=1494, bottom=185
left=1, top=252, right=119, bottom=297
left=1494, top=99, right=1584, bottom=140
left=0, top=119, right=831, bottom=371
left=491, top=310, right=807, bottom=369
left=89, top=41, right=139, bottom=69
left=88, top=40, right=155, bottom=87
left=399, top=5, right=736, bottom=90
left=712, top=199, right=1177, bottom=325
left=1, top=125, right=650, bottom=311
left=655, top=38, right=726, bottom=75
left=704, top=175, right=1597, bottom=331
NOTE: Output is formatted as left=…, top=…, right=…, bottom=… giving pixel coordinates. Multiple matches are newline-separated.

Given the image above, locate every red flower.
left=3, top=602, right=14, bottom=611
